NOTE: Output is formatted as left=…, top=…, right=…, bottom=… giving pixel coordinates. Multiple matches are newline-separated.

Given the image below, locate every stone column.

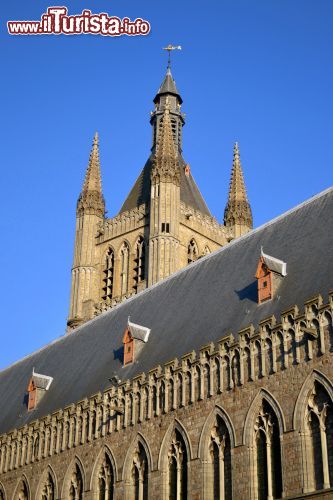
left=320, top=420, right=330, bottom=489
left=266, top=435, right=273, bottom=500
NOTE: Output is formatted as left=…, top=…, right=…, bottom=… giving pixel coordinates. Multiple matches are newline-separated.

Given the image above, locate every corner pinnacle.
left=77, top=133, right=105, bottom=217
left=224, top=142, right=253, bottom=234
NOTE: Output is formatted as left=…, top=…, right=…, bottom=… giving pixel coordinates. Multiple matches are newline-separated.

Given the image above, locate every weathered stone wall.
left=1, top=294, right=333, bottom=499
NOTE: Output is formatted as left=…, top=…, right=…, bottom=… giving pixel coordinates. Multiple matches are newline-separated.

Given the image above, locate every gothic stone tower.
left=67, top=65, right=253, bottom=329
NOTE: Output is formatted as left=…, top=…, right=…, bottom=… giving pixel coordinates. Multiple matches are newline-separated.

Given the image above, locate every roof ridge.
left=1, top=185, right=332, bottom=375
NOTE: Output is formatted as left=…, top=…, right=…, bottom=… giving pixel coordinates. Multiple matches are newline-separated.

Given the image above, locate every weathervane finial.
left=162, top=44, right=182, bottom=69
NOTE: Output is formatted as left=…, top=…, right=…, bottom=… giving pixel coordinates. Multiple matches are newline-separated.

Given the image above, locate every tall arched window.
left=209, top=415, right=232, bottom=500
left=41, top=472, right=55, bottom=500
left=97, top=453, right=114, bottom=500
left=131, top=443, right=148, bottom=500
left=120, top=242, right=130, bottom=296
left=102, top=248, right=114, bottom=302
left=254, top=400, right=282, bottom=500
left=305, top=381, right=333, bottom=491
left=187, top=239, right=198, bottom=264
left=133, top=237, right=145, bottom=293
left=69, top=464, right=83, bottom=500
left=168, top=429, right=187, bottom=500
left=16, top=479, right=29, bottom=500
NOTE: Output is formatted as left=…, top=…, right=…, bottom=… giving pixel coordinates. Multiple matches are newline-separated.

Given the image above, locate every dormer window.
left=27, top=369, right=53, bottom=411
left=123, top=319, right=151, bottom=366
left=255, top=249, right=287, bottom=304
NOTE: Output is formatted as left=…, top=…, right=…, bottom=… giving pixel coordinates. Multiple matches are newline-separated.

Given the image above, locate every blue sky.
left=1, top=0, right=332, bottom=369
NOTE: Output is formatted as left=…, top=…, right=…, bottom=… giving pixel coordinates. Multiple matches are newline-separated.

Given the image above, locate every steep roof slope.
left=1, top=187, right=333, bottom=434
left=119, top=155, right=212, bottom=216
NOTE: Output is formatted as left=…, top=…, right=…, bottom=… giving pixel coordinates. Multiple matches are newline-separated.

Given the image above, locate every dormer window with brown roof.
left=27, top=369, right=53, bottom=411
left=255, top=249, right=287, bottom=304
left=123, top=319, right=151, bottom=366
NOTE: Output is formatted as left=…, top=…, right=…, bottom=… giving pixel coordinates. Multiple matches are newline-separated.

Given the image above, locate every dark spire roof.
left=119, top=155, right=211, bottom=216
left=154, top=67, right=183, bottom=104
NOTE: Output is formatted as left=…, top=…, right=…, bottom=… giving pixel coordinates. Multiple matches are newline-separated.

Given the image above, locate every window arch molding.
left=13, top=474, right=30, bottom=500
left=293, top=370, right=333, bottom=493
left=198, top=406, right=236, bottom=500
left=243, top=389, right=286, bottom=500
left=122, top=432, right=152, bottom=500
left=293, top=369, right=333, bottom=430
left=243, top=389, right=286, bottom=446
left=199, top=405, right=236, bottom=458
left=90, top=445, right=118, bottom=499
left=60, top=456, right=86, bottom=500
left=0, top=482, right=6, bottom=500
left=35, top=465, right=58, bottom=499
left=158, top=419, right=193, bottom=500
left=117, top=239, right=131, bottom=258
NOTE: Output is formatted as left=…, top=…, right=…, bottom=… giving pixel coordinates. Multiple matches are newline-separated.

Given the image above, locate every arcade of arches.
left=3, top=374, right=333, bottom=500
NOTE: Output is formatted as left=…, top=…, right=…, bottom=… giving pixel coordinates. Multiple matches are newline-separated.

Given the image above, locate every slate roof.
left=1, top=187, right=333, bottom=435
left=119, top=154, right=212, bottom=216
left=154, top=67, right=182, bottom=104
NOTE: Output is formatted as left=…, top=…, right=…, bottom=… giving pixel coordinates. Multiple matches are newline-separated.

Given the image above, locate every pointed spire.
left=77, top=133, right=105, bottom=217
left=151, top=104, right=180, bottom=185
left=154, top=66, right=182, bottom=104
left=224, top=142, right=253, bottom=235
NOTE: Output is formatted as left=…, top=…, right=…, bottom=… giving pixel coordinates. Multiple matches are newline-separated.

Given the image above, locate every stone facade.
left=67, top=68, right=252, bottom=329
left=1, top=292, right=333, bottom=499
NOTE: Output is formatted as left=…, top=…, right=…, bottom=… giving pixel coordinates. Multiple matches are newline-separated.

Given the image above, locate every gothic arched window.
left=168, top=429, right=188, bottom=500
left=102, top=248, right=114, bottom=302
left=305, top=381, right=333, bottom=491
left=209, top=415, right=232, bottom=500
left=254, top=400, right=282, bottom=500
left=41, top=472, right=55, bottom=500
left=133, top=237, right=145, bottom=293
left=131, top=443, right=148, bottom=500
left=16, top=479, right=29, bottom=500
left=187, top=239, right=198, bottom=264
left=120, top=242, right=130, bottom=296
left=69, top=463, right=83, bottom=500
left=97, top=453, right=114, bottom=500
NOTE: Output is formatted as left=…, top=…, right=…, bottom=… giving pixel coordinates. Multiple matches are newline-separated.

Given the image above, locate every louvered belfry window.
left=133, top=237, right=145, bottom=292
left=102, top=248, right=114, bottom=302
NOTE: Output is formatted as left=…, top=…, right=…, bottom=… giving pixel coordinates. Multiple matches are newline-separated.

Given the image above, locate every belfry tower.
left=67, top=61, right=253, bottom=329
left=149, top=103, right=181, bottom=285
